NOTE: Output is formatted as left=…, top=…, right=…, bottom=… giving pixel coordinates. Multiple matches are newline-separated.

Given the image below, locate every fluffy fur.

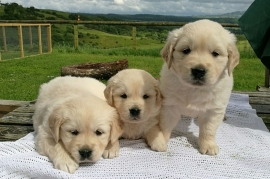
left=33, top=76, right=122, bottom=173
left=159, top=19, right=240, bottom=155
left=104, top=69, right=167, bottom=152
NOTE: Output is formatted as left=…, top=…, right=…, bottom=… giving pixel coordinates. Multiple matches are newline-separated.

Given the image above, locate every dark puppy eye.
left=182, top=48, right=191, bottom=54
left=121, top=93, right=127, bottom=99
left=143, top=94, right=149, bottom=99
left=212, top=51, right=219, bottom=57
left=71, top=130, right=79, bottom=136
left=95, top=130, right=103, bottom=136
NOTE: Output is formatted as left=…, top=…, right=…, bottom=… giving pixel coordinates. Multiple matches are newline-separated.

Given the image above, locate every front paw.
left=148, top=136, right=167, bottom=152
left=198, top=140, right=219, bottom=155
left=53, top=157, right=79, bottom=174
left=102, top=141, right=120, bottom=159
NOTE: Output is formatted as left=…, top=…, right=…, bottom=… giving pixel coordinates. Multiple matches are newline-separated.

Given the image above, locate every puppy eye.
left=212, top=51, right=219, bottom=57
left=143, top=94, right=149, bottom=99
left=95, top=130, right=103, bottom=136
left=182, top=48, right=191, bottom=54
left=121, top=93, right=127, bottom=99
left=71, top=130, right=79, bottom=135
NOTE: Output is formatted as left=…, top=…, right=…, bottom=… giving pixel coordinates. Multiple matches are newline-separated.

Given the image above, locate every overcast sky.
left=2, top=0, right=254, bottom=16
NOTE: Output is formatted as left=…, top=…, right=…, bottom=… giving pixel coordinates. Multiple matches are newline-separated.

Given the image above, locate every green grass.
left=0, top=38, right=266, bottom=101
left=0, top=52, right=164, bottom=101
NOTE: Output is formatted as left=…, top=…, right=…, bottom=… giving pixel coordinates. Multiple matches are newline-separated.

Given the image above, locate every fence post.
left=47, top=25, right=52, bottom=53
left=2, top=26, right=7, bottom=51
left=17, top=25, right=24, bottom=58
left=29, top=26, right=33, bottom=52
left=38, top=25, right=42, bottom=54
left=74, top=24, right=78, bottom=50
left=132, top=26, right=136, bottom=51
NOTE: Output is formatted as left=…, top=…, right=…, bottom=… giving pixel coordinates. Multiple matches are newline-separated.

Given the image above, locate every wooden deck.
left=0, top=92, right=269, bottom=141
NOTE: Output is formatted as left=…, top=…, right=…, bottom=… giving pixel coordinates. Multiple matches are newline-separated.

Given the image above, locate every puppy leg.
left=145, top=124, right=167, bottom=152
left=198, top=110, right=224, bottom=155
left=102, top=140, right=120, bottom=159
left=36, top=133, right=79, bottom=173
left=159, top=105, right=181, bottom=142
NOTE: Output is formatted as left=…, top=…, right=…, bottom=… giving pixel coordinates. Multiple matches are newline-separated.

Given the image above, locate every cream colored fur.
left=33, top=76, right=122, bottom=173
left=159, top=19, right=240, bottom=155
left=104, top=69, right=167, bottom=152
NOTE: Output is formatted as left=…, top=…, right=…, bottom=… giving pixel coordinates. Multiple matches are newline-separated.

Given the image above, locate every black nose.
left=191, top=68, right=206, bottom=80
left=79, top=149, right=92, bottom=160
left=129, top=108, right=141, bottom=117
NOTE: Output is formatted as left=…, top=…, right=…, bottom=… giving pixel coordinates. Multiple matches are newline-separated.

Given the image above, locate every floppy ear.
left=154, top=81, right=163, bottom=105
left=48, top=107, right=65, bottom=143
left=104, top=82, right=114, bottom=107
left=109, top=114, right=123, bottom=144
left=227, top=43, right=240, bottom=76
left=160, top=28, right=181, bottom=69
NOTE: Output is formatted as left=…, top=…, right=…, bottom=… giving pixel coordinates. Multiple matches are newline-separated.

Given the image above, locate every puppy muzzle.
left=79, top=149, right=92, bottom=161
left=191, top=66, right=207, bottom=86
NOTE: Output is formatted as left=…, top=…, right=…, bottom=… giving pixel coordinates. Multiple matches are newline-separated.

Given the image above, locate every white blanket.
left=0, top=93, right=269, bottom=179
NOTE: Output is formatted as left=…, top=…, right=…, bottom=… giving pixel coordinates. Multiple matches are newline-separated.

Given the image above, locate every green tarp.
left=238, top=0, right=270, bottom=69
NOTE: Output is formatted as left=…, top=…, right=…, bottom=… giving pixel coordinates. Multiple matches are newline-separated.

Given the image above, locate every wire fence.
left=0, top=24, right=52, bottom=60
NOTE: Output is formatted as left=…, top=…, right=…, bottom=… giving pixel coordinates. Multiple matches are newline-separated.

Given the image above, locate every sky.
left=1, top=0, right=254, bottom=16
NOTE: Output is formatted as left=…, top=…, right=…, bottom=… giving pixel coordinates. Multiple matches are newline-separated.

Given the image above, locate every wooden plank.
left=74, top=24, right=78, bottom=50
left=249, top=97, right=270, bottom=105
left=2, top=26, right=7, bottom=51
left=233, top=91, right=270, bottom=97
left=250, top=104, right=270, bottom=114
left=0, top=102, right=34, bottom=125
left=0, top=125, right=33, bottom=141
left=38, top=25, right=42, bottom=54
left=47, top=25, right=52, bottom=53
left=256, top=85, right=270, bottom=92
left=0, top=112, right=33, bottom=125
left=17, top=25, right=24, bottom=58
left=0, top=100, right=29, bottom=113
left=0, top=23, right=51, bottom=26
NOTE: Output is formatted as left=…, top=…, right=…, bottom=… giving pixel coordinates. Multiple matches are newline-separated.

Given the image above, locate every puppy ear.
left=227, top=43, right=240, bottom=76
left=110, top=114, right=123, bottom=144
left=48, top=107, right=65, bottom=143
left=104, top=82, right=114, bottom=107
left=154, top=82, right=163, bottom=105
left=160, top=29, right=181, bottom=69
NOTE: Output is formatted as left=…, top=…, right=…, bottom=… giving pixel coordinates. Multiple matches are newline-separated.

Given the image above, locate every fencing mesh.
left=0, top=25, right=50, bottom=60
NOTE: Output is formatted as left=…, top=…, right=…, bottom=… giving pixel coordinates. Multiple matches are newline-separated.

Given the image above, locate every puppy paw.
left=199, top=141, right=219, bottom=155
left=148, top=135, right=167, bottom=152
left=102, top=148, right=119, bottom=159
left=150, top=140, right=167, bottom=152
left=53, top=157, right=79, bottom=174
left=102, top=141, right=120, bottom=159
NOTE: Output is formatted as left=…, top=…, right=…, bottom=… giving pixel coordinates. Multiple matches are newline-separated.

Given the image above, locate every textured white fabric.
left=0, top=93, right=270, bottom=179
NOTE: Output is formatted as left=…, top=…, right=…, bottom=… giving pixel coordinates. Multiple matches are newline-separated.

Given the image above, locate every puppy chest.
left=121, top=124, right=145, bottom=140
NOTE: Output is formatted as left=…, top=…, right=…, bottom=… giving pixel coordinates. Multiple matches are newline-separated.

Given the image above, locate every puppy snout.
left=79, top=149, right=92, bottom=160
left=191, top=67, right=206, bottom=80
left=129, top=108, right=141, bottom=117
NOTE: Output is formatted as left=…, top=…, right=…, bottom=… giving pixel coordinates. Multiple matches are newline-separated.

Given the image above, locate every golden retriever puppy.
left=104, top=69, right=167, bottom=152
left=159, top=19, right=239, bottom=155
left=33, top=76, right=122, bottom=173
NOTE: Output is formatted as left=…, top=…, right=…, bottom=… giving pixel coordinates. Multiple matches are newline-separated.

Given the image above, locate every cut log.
left=61, top=59, right=128, bottom=80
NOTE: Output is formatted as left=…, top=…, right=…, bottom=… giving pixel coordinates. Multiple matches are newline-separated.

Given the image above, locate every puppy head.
left=160, top=19, right=239, bottom=87
left=104, top=69, right=162, bottom=124
left=48, top=94, right=121, bottom=163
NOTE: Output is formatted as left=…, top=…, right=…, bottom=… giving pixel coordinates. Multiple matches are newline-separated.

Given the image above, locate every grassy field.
left=0, top=44, right=265, bottom=101
left=0, top=28, right=266, bottom=101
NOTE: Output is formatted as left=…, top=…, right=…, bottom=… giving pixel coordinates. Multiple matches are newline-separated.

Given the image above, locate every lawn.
left=0, top=45, right=265, bottom=101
